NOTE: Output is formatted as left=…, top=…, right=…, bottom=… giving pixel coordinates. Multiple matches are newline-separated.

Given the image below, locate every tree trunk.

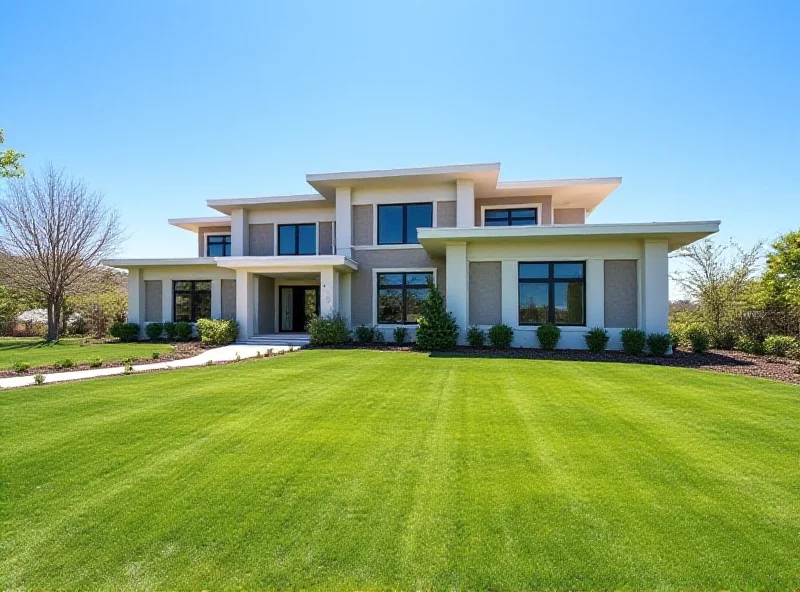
left=47, top=297, right=63, bottom=342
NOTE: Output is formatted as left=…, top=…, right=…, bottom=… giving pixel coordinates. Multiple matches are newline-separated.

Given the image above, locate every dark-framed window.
left=484, top=207, right=538, bottom=227
left=206, top=234, right=231, bottom=257
left=278, top=223, right=316, bottom=256
left=377, top=203, right=433, bottom=245
left=377, top=272, right=434, bottom=324
left=173, top=280, right=212, bottom=322
left=518, top=262, right=585, bottom=326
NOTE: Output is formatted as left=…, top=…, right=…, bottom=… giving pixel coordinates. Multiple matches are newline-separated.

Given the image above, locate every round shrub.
left=710, top=328, right=737, bottom=350
left=737, top=335, right=764, bottom=355
left=620, top=328, right=646, bottom=356
left=174, top=321, right=193, bottom=341
left=13, top=361, right=30, bottom=373
left=466, top=326, right=486, bottom=348
left=108, top=322, right=139, bottom=342
left=536, top=323, right=561, bottom=351
left=646, top=333, right=671, bottom=356
left=354, top=324, right=377, bottom=344
left=308, top=313, right=350, bottom=346
left=416, top=285, right=458, bottom=352
left=163, top=322, right=177, bottom=341
left=488, top=324, right=514, bottom=349
left=145, top=322, right=164, bottom=341
left=88, top=357, right=103, bottom=368
left=196, top=318, right=239, bottom=345
left=684, top=325, right=710, bottom=354
left=393, top=326, right=408, bottom=345
left=33, top=374, right=45, bottom=385
left=584, top=327, right=609, bottom=353
left=763, top=335, right=797, bottom=357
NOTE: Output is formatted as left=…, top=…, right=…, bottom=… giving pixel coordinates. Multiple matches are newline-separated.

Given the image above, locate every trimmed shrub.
left=308, top=313, right=350, bottom=346
left=53, top=358, right=75, bottom=369
left=88, top=357, right=103, bottom=368
left=393, top=326, right=408, bottom=345
left=466, top=326, right=486, bottom=348
left=354, top=324, right=377, bottom=344
left=196, top=318, right=239, bottom=345
left=536, top=323, right=561, bottom=351
left=620, top=328, right=646, bottom=356
left=163, top=322, right=177, bottom=341
left=416, top=285, right=458, bottom=352
left=684, top=325, right=710, bottom=354
left=108, top=322, right=139, bottom=342
left=174, top=321, right=193, bottom=341
left=13, top=361, right=30, bottom=373
left=33, top=374, right=45, bottom=385
left=584, top=327, right=609, bottom=353
left=646, top=333, right=671, bottom=356
left=145, top=322, right=164, bottom=341
left=488, top=324, right=514, bottom=349
left=737, top=335, right=764, bottom=355
left=763, top=335, right=797, bottom=357
left=710, top=328, right=737, bottom=351
left=151, top=352, right=160, bottom=360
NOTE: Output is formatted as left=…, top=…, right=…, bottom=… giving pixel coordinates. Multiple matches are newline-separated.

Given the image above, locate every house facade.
left=104, top=163, right=719, bottom=349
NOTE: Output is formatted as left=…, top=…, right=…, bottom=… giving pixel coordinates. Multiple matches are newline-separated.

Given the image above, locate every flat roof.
left=168, top=217, right=231, bottom=232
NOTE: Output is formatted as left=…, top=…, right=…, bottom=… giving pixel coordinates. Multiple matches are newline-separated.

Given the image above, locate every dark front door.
left=279, top=286, right=319, bottom=332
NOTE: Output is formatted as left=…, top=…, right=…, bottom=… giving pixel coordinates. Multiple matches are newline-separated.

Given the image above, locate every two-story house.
left=104, top=163, right=719, bottom=349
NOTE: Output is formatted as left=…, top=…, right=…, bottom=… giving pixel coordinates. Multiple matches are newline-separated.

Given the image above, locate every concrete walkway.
left=0, top=344, right=299, bottom=389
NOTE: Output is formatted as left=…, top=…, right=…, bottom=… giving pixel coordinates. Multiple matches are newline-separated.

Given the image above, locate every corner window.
left=377, top=203, right=433, bottom=245
left=173, top=281, right=211, bottom=322
left=377, top=272, right=433, bottom=324
left=484, top=207, right=537, bottom=227
left=206, top=235, right=231, bottom=257
left=518, top=262, right=585, bottom=326
left=278, top=224, right=316, bottom=256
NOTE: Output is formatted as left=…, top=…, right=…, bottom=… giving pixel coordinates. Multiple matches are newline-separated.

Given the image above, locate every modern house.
left=104, top=163, right=719, bottom=349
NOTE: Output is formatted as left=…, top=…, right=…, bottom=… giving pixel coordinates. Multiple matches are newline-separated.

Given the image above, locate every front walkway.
left=0, top=344, right=299, bottom=389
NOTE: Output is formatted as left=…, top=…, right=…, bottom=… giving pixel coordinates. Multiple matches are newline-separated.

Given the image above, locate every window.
left=278, top=224, right=316, bottom=255
left=206, top=235, right=231, bottom=257
left=484, top=207, right=537, bottom=227
left=377, top=272, right=433, bottom=324
left=518, top=262, right=585, bottom=326
left=173, top=281, right=212, bottom=322
left=377, top=203, right=433, bottom=245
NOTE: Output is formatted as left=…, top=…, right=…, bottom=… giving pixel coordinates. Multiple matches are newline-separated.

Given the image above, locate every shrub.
left=308, top=313, right=350, bottom=346
left=684, top=325, right=710, bottom=354
left=620, top=328, right=646, bottom=356
left=163, top=322, right=177, bottom=340
left=584, top=327, right=609, bottom=353
left=13, top=361, right=30, bottom=373
left=151, top=352, right=160, bottom=360
left=54, top=358, right=75, bottom=369
left=121, top=357, right=132, bottom=365
left=646, top=333, right=671, bottom=356
left=33, top=374, right=45, bottom=385
left=123, top=361, right=133, bottom=374
left=354, top=324, right=377, bottom=344
left=763, top=335, right=797, bottom=357
left=196, top=318, right=239, bottom=345
left=108, top=322, right=140, bottom=342
left=466, top=326, right=486, bottom=348
left=393, top=326, right=408, bottom=345
left=710, top=328, right=737, bottom=350
left=416, top=285, right=458, bottom=352
left=536, top=323, right=561, bottom=351
left=488, top=324, right=514, bottom=349
left=145, top=322, right=164, bottom=341
left=737, top=335, right=764, bottom=355
left=88, top=357, right=103, bottom=368
left=174, top=321, right=193, bottom=341
left=206, top=359, right=214, bottom=366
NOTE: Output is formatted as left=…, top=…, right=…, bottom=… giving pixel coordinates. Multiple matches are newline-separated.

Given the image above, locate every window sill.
left=516, top=325, right=587, bottom=332
left=354, top=244, right=424, bottom=251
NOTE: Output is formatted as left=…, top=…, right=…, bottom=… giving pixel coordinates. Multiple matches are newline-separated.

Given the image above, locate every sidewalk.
left=0, top=344, right=298, bottom=389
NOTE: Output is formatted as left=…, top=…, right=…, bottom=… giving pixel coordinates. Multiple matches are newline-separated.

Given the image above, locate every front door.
left=279, top=286, right=319, bottom=332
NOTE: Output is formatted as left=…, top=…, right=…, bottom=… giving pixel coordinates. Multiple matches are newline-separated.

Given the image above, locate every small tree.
left=0, top=128, right=25, bottom=178
left=415, top=284, right=458, bottom=351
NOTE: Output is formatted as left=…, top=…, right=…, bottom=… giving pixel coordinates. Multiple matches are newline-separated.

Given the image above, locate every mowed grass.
left=0, top=337, right=174, bottom=370
left=2, top=351, right=799, bottom=590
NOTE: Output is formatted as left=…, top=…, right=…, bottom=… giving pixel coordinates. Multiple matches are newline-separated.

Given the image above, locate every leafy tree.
left=750, top=230, right=800, bottom=309
left=0, top=129, right=25, bottom=178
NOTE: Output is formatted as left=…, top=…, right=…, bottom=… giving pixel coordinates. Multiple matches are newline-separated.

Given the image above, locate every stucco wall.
left=553, top=208, right=586, bottom=224
left=221, top=279, right=237, bottom=320
left=474, top=196, right=552, bottom=226
left=468, top=262, right=501, bottom=325
left=197, top=225, right=232, bottom=257
left=318, top=222, right=334, bottom=255
left=604, top=260, right=638, bottom=328
left=437, top=201, right=456, bottom=228
left=249, top=224, right=274, bottom=256
left=144, top=280, right=162, bottom=322
left=352, top=205, right=373, bottom=246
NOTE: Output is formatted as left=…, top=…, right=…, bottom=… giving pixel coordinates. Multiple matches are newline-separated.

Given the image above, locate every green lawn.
left=0, top=337, right=174, bottom=370
left=2, top=351, right=798, bottom=590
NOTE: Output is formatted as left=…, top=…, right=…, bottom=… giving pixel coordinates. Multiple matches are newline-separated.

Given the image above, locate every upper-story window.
left=206, top=235, right=231, bottom=257
left=278, top=223, right=316, bottom=256
left=484, top=207, right=538, bottom=227
left=377, top=203, right=433, bottom=245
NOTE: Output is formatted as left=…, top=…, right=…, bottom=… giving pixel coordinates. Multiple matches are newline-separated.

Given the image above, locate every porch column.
left=335, top=187, right=352, bottom=258
left=501, top=260, right=518, bottom=328
left=456, top=179, right=475, bottom=227
left=585, top=258, right=605, bottom=328
left=642, top=240, right=669, bottom=334
left=161, top=279, right=172, bottom=323
left=127, top=267, right=146, bottom=337
left=231, top=208, right=249, bottom=256
left=445, top=242, right=468, bottom=344
left=211, top=279, right=222, bottom=319
left=235, top=269, right=254, bottom=340
left=338, top=272, right=352, bottom=325
left=320, top=268, right=339, bottom=317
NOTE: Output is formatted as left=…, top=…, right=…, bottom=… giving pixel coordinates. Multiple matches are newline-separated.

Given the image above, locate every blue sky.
left=2, top=1, right=798, bottom=296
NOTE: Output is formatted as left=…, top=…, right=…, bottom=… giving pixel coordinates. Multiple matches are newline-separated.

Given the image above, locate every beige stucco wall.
left=221, top=279, right=237, bottom=320
left=318, top=222, right=334, bottom=255
left=474, top=196, right=552, bottom=226
left=469, top=262, right=502, bottom=325
left=604, top=260, right=638, bottom=328
left=437, top=201, right=456, bottom=228
left=144, top=280, right=162, bottom=322
left=197, top=225, right=232, bottom=257
left=249, top=224, right=274, bottom=256
left=553, top=208, right=586, bottom=224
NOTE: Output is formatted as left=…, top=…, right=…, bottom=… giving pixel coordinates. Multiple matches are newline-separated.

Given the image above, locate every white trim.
left=307, top=162, right=500, bottom=183
left=201, top=231, right=232, bottom=258
left=371, top=267, right=438, bottom=327
left=480, top=203, right=542, bottom=227
left=353, top=244, right=425, bottom=251
left=273, top=221, right=320, bottom=257
left=169, top=216, right=231, bottom=232
left=372, top=201, right=436, bottom=247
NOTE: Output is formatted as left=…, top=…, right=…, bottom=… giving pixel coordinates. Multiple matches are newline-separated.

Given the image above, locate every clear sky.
left=2, top=1, right=798, bottom=297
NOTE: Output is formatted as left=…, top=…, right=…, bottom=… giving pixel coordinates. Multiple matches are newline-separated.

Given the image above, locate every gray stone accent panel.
left=353, top=205, right=374, bottom=246
left=249, top=224, right=274, bottom=256
left=553, top=208, right=585, bottom=224
left=469, top=262, right=501, bottom=325
left=318, top=222, right=334, bottom=255
left=258, top=277, right=275, bottom=333
left=197, top=225, right=232, bottom=257
left=144, top=280, right=162, bottom=322
left=436, top=201, right=456, bottom=228
left=221, top=279, right=237, bottom=320
left=604, top=260, right=638, bottom=328
left=474, top=196, right=553, bottom=226
left=350, top=249, right=446, bottom=326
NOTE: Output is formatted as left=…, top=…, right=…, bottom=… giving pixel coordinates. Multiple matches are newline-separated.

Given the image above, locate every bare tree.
left=0, top=164, right=125, bottom=341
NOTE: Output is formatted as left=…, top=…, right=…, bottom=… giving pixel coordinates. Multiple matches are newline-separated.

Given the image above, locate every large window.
left=484, top=207, right=537, bottom=226
left=206, top=235, right=231, bottom=257
left=173, top=281, right=212, bottom=322
left=278, top=224, right=316, bottom=255
left=377, top=203, right=433, bottom=245
left=518, top=262, right=585, bottom=326
left=377, top=272, right=433, bottom=324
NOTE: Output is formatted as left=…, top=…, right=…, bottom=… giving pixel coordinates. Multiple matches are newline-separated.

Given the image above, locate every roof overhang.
left=215, top=255, right=358, bottom=273
left=206, top=193, right=328, bottom=215
left=418, top=221, right=720, bottom=256
left=481, top=177, right=622, bottom=214
left=102, top=258, right=220, bottom=269
left=168, top=217, right=231, bottom=232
